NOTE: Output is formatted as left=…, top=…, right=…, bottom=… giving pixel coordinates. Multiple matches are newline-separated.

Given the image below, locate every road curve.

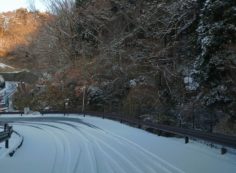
left=0, top=116, right=236, bottom=173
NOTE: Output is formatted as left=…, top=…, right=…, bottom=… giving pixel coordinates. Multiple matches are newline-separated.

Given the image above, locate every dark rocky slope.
left=8, top=0, right=236, bottom=134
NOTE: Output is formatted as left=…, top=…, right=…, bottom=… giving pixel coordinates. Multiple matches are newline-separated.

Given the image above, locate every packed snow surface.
left=0, top=114, right=236, bottom=173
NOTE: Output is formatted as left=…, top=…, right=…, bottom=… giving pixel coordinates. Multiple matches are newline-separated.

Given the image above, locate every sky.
left=0, top=0, right=47, bottom=12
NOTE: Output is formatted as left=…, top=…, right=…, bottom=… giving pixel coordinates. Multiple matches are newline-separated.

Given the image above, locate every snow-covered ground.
left=0, top=114, right=236, bottom=173
left=0, top=131, right=23, bottom=158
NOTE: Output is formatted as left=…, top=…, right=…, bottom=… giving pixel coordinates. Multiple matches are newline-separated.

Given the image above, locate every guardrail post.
left=221, top=148, right=227, bottom=155
left=4, top=124, right=9, bottom=148
left=185, top=136, right=189, bottom=144
left=4, top=124, right=7, bottom=131
left=138, top=123, right=141, bottom=129
left=5, top=139, right=9, bottom=148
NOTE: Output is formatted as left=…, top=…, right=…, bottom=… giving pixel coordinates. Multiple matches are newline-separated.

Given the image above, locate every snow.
left=0, top=63, right=14, bottom=69
left=129, top=79, right=137, bottom=87
left=0, top=114, right=236, bottom=173
left=183, top=76, right=199, bottom=91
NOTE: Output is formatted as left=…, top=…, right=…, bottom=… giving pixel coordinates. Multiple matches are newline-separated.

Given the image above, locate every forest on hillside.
left=0, top=0, right=235, bottom=135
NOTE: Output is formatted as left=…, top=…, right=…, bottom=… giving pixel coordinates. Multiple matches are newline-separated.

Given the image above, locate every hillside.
left=1, top=0, right=235, bottom=135
left=0, top=8, right=50, bottom=69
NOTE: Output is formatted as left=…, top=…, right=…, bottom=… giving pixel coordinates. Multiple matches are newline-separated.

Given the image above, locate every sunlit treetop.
left=0, top=0, right=47, bottom=12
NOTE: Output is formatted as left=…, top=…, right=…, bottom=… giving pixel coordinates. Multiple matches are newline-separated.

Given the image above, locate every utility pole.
left=192, top=102, right=195, bottom=129
left=82, top=85, right=86, bottom=117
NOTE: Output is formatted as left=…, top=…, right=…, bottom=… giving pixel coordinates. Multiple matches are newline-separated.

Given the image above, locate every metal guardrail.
left=0, top=112, right=24, bottom=115
left=41, top=111, right=236, bottom=151
left=1, top=111, right=236, bottom=153
left=142, top=121, right=236, bottom=149
left=0, top=124, right=13, bottom=148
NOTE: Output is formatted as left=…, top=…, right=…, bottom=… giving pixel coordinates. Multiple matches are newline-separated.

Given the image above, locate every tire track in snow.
left=13, top=122, right=60, bottom=173
left=60, top=122, right=119, bottom=173
left=56, top=122, right=98, bottom=173
left=68, top=119, right=184, bottom=173
left=101, top=129, right=184, bottom=173
left=79, top=124, right=171, bottom=173
left=23, top=121, right=72, bottom=173
left=6, top=118, right=185, bottom=173
left=66, top=120, right=185, bottom=173
left=30, top=121, right=96, bottom=173
left=102, top=128, right=186, bottom=173
left=13, top=121, right=70, bottom=173
left=9, top=123, right=57, bottom=173
left=65, top=121, right=165, bottom=173
left=46, top=120, right=122, bottom=173
left=38, top=122, right=73, bottom=173
left=46, top=122, right=85, bottom=173
left=58, top=121, right=159, bottom=173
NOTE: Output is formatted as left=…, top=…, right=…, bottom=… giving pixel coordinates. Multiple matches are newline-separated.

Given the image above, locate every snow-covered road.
left=0, top=115, right=236, bottom=173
